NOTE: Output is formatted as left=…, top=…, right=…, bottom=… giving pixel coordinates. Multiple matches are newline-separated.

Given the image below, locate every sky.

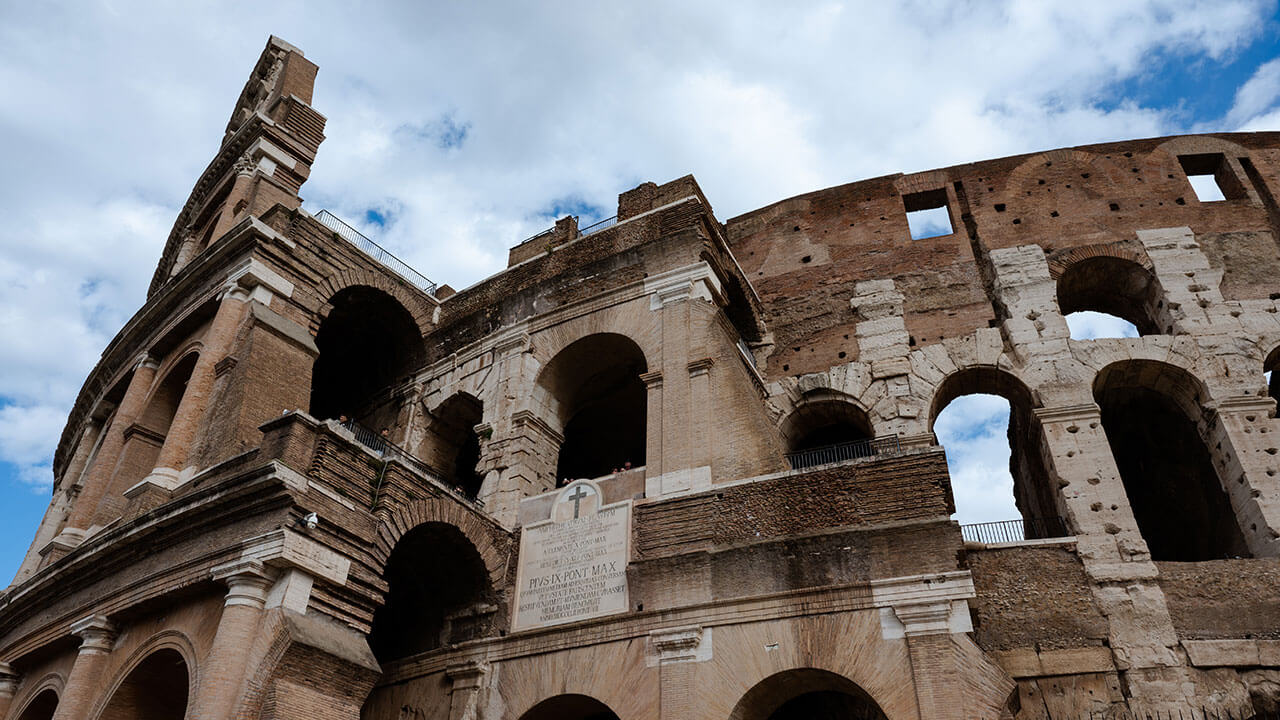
left=1, top=1, right=1279, bottom=580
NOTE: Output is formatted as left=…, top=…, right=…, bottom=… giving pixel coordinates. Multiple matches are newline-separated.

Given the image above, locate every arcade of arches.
left=310, top=286, right=424, bottom=427
left=98, top=648, right=189, bottom=720
left=536, top=334, right=647, bottom=482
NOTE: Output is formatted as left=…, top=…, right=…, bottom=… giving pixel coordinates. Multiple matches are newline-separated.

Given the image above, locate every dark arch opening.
left=729, top=668, right=889, bottom=720
left=139, top=353, right=199, bottom=438
left=368, top=522, right=492, bottom=664
left=1266, top=346, right=1279, bottom=409
left=15, top=688, right=58, bottom=720
left=1057, top=256, right=1164, bottom=337
left=929, top=367, right=1063, bottom=538
left=99, top=648, right=189, bottom=720
left=310, top=286, right=424, bottom=426
left=518, top=694, right=621, bottom=720
left=1094, top=361, right=1249, bottom=560
left=422, top=393, right=485, bottom=498
left=537, top=334, right=647, bottom=482
left=781, top=392, right=874, bottom=468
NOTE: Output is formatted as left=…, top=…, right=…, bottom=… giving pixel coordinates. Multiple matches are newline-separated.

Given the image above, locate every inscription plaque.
left=513, top=480, right=631, bottom=630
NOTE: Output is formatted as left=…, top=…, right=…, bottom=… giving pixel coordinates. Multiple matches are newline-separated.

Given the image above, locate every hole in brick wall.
left=1081, top=173, right=1091, bottom=179
left=782, top=364, right=789, bottom=372
left=1038, top=179, right=1046, bottom=185
left=801, top=255, right=812, bottom=264
left=1179, top=153, right=1245, bottom=202
left=838, top=351, right=846, bottom=359
left=1175, top=197, right=1186, bottom=205
left=1050, top=211, right=1059, bottom=217
left=908, top=336, right=917, bottom=346
left=1012, top=218, right=1021, bottom=224
left=1109, top=203, right=1120, bottom=211
left=903, top=189, right=953, bottom=240
left=994, top=203, right=1006, bottom=212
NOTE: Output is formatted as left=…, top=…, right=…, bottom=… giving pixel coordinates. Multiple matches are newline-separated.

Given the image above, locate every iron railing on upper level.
left=337, top=418, right=481, bottom=505
left=314, top=210, right=438, bottom=296
left=959, top=516, right=1070, bottom=544
left=515, top=215, right=618, bottom=247
left=784, top=435, right=901, bottom=470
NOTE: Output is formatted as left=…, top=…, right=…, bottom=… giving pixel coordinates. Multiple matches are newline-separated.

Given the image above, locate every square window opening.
left=1178, top=154, right=1242, bottom=202
left=903, top=189, right=953, bottom=240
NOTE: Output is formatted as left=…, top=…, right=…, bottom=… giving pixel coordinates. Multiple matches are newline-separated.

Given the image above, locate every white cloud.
left=1065, top=311, right=1141, bottom=340
left=0, top=0, right=1273, bottom=498
left=1227, top=57, right=1280, bottom=127
left=934, top=395, right=1020, bottom=526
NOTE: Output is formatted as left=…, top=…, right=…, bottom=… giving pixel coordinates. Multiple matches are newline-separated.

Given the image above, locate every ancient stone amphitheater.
left=1, top=36, right=1278, bottom=720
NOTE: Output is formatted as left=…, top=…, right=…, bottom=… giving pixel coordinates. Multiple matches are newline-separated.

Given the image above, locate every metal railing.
left=959, top=516, right=1070, bottom=544
left=1079, top=709, right=1280, bottom=720
left=785, top=435, right=901, bottom=470
left=337, top=418, right=481, bottom=505
left=579, top=215, right=617, bottom=237
left=314, top=210, right=438, bottom=296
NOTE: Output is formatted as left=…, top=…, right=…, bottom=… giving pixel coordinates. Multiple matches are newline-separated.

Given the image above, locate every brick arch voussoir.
left=373, top=498, right=508, bottom=590
left=1047, top=242, right=1153, bottom=281
left=1007, top=149, right=1104, bottom=188
left=311, top=268, right=435, bottom=338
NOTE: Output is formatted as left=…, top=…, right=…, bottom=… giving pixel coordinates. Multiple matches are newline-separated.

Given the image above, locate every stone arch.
left=309, top=284, right=427, bottom=425
left=91, top=631, right=196, bottom=720
left=532, top=331, right=650, bottom=481
left=372, top=498, right=509, bottom=590
left=11, top=673, right=63, bottom=720
left=728, top=667, right=890, bottom=720
left=1046, top=243, right=1152, bottom=280
left=516, top=694, right=621, bottom=720
left=311, top=268, right=435, bottom=338
left=1092, top=359, right=1249, bottom=560
left=929, top=365, right=1062, bottom=533
left=419, top=391, right=486, bottom=498
left=1053, top=251, right=1165, bottom=336
left=778, top=389, right=875, bottom=466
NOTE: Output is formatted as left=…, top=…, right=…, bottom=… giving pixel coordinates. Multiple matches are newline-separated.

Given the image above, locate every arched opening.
left=422, top=393, right=485, bottom=498
left=367, top=522, right=492, bottom=664
left=1266, top=345, right=1279, bottom=408
left=1094, top=360, right=1249, bottom=560
left=930, top=368, right=1064, bottom=541
left=139, top=353, right=199, bottom=438
left=536, top=334, right=647, bottom=482
left=309, top=286, right=424, bottom=427
left=780, top=391, right=875, bottom=468
left=729, top=668, right=889, bottom=720
left=517, top=694, right=621, bottom=720
left=112, top=352, right=199, bottom=489
left=15, top=688, right=58, bottom=720
left=1057, top=256, right=1164, bottom=338
left=99, top=648, right=189, bottom=720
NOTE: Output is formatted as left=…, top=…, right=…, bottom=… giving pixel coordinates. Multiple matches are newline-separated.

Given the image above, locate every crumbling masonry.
left=1, top=36, right=1279, bottom=720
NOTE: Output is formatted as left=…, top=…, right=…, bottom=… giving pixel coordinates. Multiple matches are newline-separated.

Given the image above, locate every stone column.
left=188, top=559, right=274, bottom=720
left=51, top=615, right=118, bottom=720
left=64, top=355, right=159, bottom=533
left=1201, top=396, right=1280, bottom=557
left=445, top=660, right=487, bottom=720
left=140, top=286, right=249, bottom=491
left=0, top=662, right=20, bottom=719
left=648, top=625, right=711, bottom=720
left=641, top=371, right=664, bottom=481
left=686, top=359, right=714, bottom=479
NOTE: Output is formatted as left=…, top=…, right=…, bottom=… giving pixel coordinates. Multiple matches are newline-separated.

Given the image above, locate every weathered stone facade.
left=2, top=37, right=1279, bottom=720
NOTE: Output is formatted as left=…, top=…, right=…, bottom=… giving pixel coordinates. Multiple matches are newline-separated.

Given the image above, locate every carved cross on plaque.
left=568, top=485, right=590, bottom=518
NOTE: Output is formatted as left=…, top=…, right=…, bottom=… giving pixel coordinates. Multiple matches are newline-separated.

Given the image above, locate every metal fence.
left=337, top=418, right=481, bottom=505
left=314, top=210, right=438, bottom=296
left=579, top=215, right=617, bottom=237
left=959, top=516, right=1070, bottom=543
left=784, top=435, right=901, bottom=470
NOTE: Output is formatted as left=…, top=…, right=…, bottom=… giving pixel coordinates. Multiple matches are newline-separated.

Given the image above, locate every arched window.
left=930, top=368, right=1064, bottom=540
left=518, top=695, right=621, bottom=720
left=780, top=391, right=874, bottom=468
left=310, top=286, right=424, bottom=427
left=535, top=334, right=647, bottom=482
left=729, top=668, right=889, bottom=720
left=1057, top=256, right=1164, bottom=339
left=367, top=522, right=493, bottom=664
left=99, top=649, right=189, bottom=720
left=1094, top=360, right=1249, bottom=560
left=15, top=688, right=58, bottom=720
left=422, top=393, right=485, bottom=498
left=111, top=353, right=199, bottom=492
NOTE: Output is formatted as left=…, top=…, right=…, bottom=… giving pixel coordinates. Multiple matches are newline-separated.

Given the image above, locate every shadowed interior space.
left=98, top=648, right=189, bottom=720
left=517, top=694, right=621, bottom=720
left=729, top=668, right=889, bottom=720
left=422, top=393, right=485, bottom=498
left=1094, top=361, right=1249, bottom=561
left=15, top=688, right=58, bottom=720
left=1056, top=256, right=1164, bottom=336
left=309, top=286, right=424, bottom=425
left=368, top=522, right=492, bottom=663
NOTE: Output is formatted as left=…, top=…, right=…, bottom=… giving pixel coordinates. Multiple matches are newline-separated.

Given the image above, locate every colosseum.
left=1, top=35, right=1279, bottom=720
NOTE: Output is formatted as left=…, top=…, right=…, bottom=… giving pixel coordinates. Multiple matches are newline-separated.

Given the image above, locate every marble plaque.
left=513, top=481, right=631, bottom=630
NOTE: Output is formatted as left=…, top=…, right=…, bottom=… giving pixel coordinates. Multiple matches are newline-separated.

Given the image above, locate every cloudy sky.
left=1, top=1, right=1278, bottom=580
